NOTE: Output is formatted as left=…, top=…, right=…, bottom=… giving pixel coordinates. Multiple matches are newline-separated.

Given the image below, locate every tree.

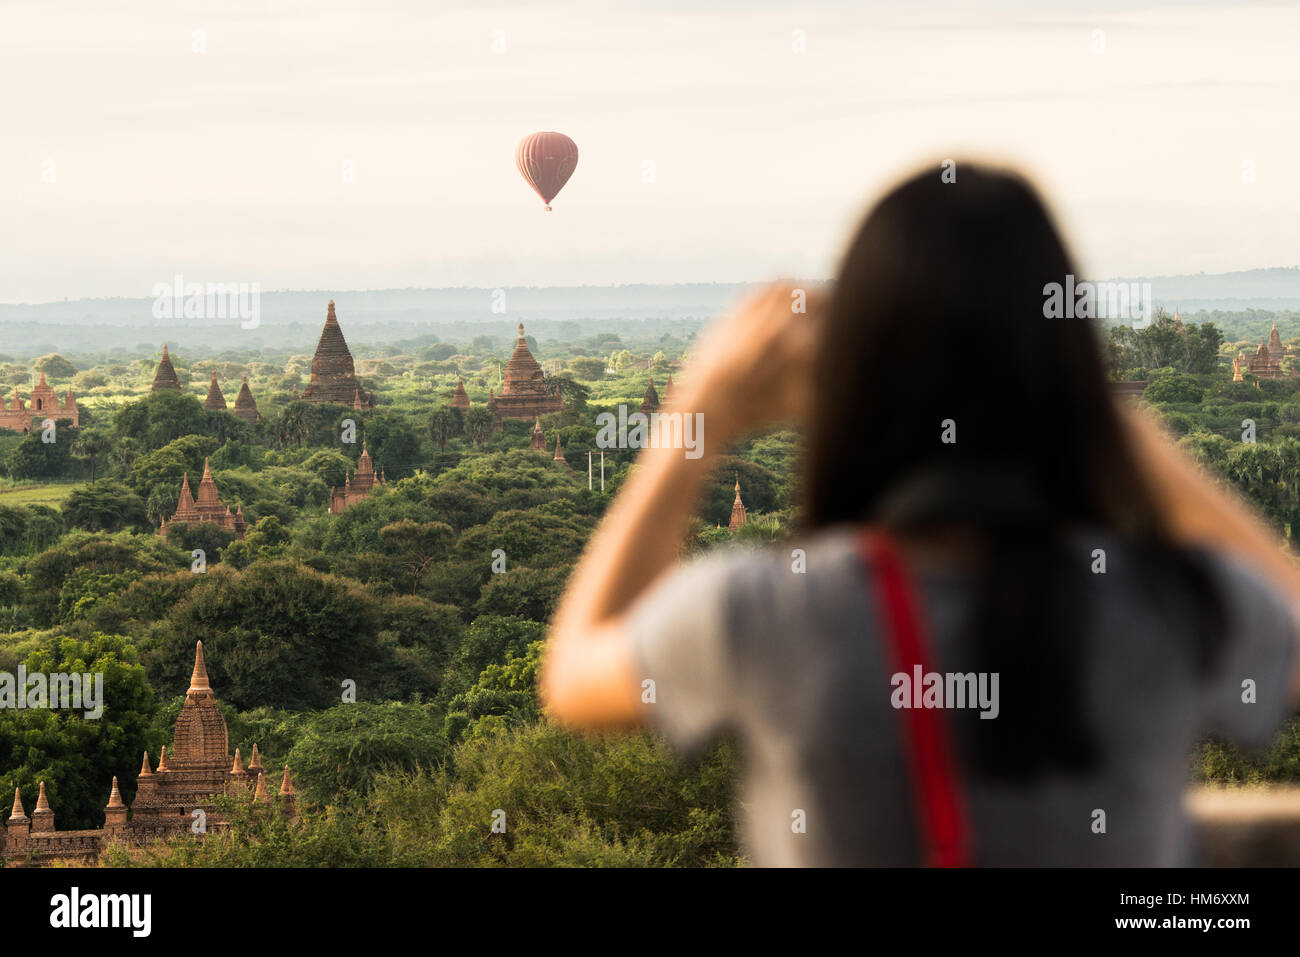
left=151, top=559, right=386, bottom=711
left=378, top=520, right=455, bottom=594
left=568, top=357, right=606, bottom=381
left=542, top=372, right=590, bottom=412
left=284, top=703, right=448, bottom=804
left=423, top=343, right=457, bottom=361
left=428, top=406, right=463, bottom=452
left=360, top=411, right=425, bottom=479
left=72, top=431, right=112, bottom=483
left=464, top=406, right=495, bottom=449
left=62, top=481, right=150, bottom=533
left=1143, top=374, right=1205, bottom=404
left=112, top=391, right=207, bottom=450
left=33, top=353, right=78, bottom=379
left=1186, top=322, right=1225, bottom=374
left=0, top=633, right=156, bottom=830
left=1, top=421, right=78, bottom=480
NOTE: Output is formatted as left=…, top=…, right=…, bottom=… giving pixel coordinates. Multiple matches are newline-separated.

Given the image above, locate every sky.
left=2, top=0, right=1297, bottom=303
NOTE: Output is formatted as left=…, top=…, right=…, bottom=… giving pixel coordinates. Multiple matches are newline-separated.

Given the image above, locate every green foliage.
left=62, top=481, right=150, bottom=533
left=110, top=728, right=741, bottom=868
left=149, top=559, right=386, bottom=711
left=285, top=702, right=448, bottom=804
left=2, top=423, right=79, bottom=480
left=0, top=633, right=155, bottom=831
left=1144, top=373, right=1206, bottom=405
left=0, top=504, right=65, bottom=557
left=113, top=391, right=208, bottom=450
left=33, top=354, right=78, bottom=379
left=1107, top=310, right=1224, bottom=376
left=1190, top=718, right=1300, bottom=785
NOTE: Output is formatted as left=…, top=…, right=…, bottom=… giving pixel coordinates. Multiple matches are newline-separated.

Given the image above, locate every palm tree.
left=72, top=432, right=111, bottom=483
left=277, top=403, right=309, bottom=448
left=107, top=437, right=142, bottom=479
left=464, top=406, right=495, bottom=449
left=428, top=406, right=463, bottom=452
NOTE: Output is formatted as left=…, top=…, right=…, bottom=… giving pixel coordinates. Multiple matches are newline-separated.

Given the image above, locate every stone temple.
left=1, top=642, right=296, bottom=867
left=159, top=459, right=248, bottom=541
left=487, top=323, right=564, bottom=423
left=0, top=371, right=79, bottom=434
left=151, top=344, right=182, bottom=392
left=301, top=301, right=372, bottom=408
left=328, top=440, right=384, bottom=514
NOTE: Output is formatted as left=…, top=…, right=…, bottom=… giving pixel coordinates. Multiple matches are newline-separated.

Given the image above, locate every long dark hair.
left=804, top=164, right=1222, bottom=782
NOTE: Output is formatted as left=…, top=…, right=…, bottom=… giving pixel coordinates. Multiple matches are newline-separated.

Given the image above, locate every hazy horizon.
left=4, top=0, right=1299, bottom=302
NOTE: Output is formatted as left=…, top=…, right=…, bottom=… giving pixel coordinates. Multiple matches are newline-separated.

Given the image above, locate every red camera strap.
left=859, top=528, right=972, bottom=867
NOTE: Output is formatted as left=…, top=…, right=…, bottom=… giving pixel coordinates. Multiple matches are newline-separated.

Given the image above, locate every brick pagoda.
left=0, top=372, right=79, bottom=433
left=1, top=642, right=296, bottom=867
left=159, top=459, right=248, bottom=541
left=302, top=301, right=372, bottom=408
left=328, top=440, right=384, bottom=514
left=151, top=344, right=182, bottom=392
left=487, top=323, right=564, bottom=423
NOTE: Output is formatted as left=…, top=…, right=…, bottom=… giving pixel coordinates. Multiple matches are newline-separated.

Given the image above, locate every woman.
left=541, top=164, right=1300, bottom=866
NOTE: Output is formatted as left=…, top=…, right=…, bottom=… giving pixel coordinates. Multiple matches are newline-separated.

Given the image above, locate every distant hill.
left=1101, top=267, right=1300, bottom=313
left=2, top=270, right=1299, bottom=360
left=0, top=284, right=759, bottom=359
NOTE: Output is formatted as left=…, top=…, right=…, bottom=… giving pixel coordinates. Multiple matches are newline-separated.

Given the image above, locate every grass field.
left=0, top=482, right=79, bottom=507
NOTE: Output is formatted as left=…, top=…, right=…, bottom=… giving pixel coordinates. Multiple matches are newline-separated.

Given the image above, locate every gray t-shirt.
left=629, top=526, right=1296, bottom=866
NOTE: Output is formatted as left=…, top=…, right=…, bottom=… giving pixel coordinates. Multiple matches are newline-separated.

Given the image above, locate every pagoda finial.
left=157, top=745, right=170, bottom=771
left=35, top=780, right=50, bottom=812
left=139, top=751, right=153, bottom=776
left=9, top=787, right=25, bottom=821
left=189, top=640, right=211, bottom=693
left=253, top=772, right=271, bottom=803
left=280, top=765, right=295, bottom=796
left=327, top=300, right=337, bottom=321
left=106, top=776, right=125, bottom=809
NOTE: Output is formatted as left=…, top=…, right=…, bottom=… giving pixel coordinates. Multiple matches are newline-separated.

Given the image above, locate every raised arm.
left=1119, top=402, right=1300, bottom=702
left=541, top=284, right=820, bottom=727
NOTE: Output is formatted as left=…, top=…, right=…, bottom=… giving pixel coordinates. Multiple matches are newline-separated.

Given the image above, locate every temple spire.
left=106, top=776, right=125, bottom=809
left=280, top=766, right=295, bottom=796
left=728, top=475, right=748, bottom=531
left=9, top=787, right=26, bottom=821
left=189, top=640, right=211, bottom=693
left=31, top=781, right=53, bottom=831
left=140, top=751, right=153, bottom=776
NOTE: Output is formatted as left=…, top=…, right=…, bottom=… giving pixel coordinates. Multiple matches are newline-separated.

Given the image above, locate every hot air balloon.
left=516, top=132, right=578, bottom=210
